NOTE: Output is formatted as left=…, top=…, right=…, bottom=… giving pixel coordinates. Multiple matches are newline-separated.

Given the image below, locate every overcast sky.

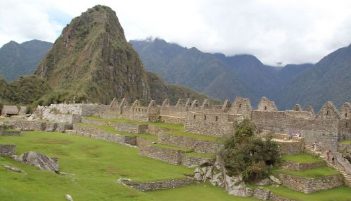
left=1, top=0, right=351, bottom=65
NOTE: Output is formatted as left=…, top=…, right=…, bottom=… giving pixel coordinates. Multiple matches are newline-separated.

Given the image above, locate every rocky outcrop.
left=15, top=151, right=59, bottom=173
left=0, top=144, right=16, bottom=156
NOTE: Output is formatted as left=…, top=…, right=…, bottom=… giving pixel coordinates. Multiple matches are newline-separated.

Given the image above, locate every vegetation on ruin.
left=282, top=153, right=323, bottom=164
left=220, top=119, right=281, bottom=182
left=265, top=185, right=351, bottom=201
left=84, top=116, right=220, bottom=142
left=0, top=131, right=258, bottom=201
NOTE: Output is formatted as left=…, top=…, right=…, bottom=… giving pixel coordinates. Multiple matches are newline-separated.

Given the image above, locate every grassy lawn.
left=266, top=185, right=351, bottom=201
left=340, top=140, right=351, bottom=145
left=274, top=166, right=340, bottom=178
left=282, top=153, right=323, bottom=164
left=0, top=131, right=255, bottom=201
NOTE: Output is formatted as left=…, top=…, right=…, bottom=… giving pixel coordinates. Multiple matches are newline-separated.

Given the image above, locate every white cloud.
left=0, top=0, right=351, bottom=65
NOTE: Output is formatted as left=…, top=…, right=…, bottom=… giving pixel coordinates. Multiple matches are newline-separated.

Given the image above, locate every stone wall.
left=275, top=140, right=304, bottom=155
left=34, top=104, right=107, bottom=124
left=184, top=112, right=236, bottom=136
left=257, top=97, right=278, bottom=112
left=0, top=144, right=16, bottom=156
left=3, top=120, right=71, bottom=132
left=339, top=119, right=351, bottom=140
left=116, top=123, right=148, bottom=134
left=157, top=132, right=220, bottom=154
left=0, top=130, right=21, bottom=136
left=282, top=161, right=325, bottom=171
left=120, top=177, right=194, bottom=191
left=252, top=111, right=339, bottom=151
left=181, top=154, right=211, bottom=167
left=160, top=115, right=185, bottom=124
left=229, top=97, right=252, bottom=119
left=278, top=173, right=343, bottom=193
left=72, top=124, right=137, bottom=146
left=138, top=138, right=183, bottom=165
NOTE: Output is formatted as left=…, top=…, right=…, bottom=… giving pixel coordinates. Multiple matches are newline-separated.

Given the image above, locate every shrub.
left=220, top=119, right=280, bottom=182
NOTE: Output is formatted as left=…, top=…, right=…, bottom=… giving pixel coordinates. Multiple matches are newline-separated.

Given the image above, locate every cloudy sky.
left=1, top=0, right=351, bottom=65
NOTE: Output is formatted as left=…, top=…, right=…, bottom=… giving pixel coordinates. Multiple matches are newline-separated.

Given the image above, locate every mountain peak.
left=35, top=5, right=149, bottom=103
left=2, top=40, right=19, bottom=49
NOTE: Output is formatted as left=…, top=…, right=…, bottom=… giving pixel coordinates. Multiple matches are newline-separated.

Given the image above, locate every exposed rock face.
left=15, top=151, right=59, bottom=173
left=35, top=5, right=204, bottom=105
left=36, top=5, right=150, bottom=104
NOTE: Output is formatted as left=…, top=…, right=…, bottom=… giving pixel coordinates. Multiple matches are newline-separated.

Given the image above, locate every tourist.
left=326, top=150, right=331, bottom=161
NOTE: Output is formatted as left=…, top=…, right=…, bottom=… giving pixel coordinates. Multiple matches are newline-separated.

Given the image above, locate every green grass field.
left=0, top=131, right=257, bottom=201
left=340, top=140, right=351, bottom=145
left=282, top=153, right=323, bottom=163
left=274, top=166, right=340, bottom=178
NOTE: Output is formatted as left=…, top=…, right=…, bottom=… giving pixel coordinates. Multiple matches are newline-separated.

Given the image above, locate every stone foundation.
left=0, top=144, right=16, bottom=156
left=138, top=142, right=183, bottom=165
left=72, top=124, right=137, bottom=146
left=116, top=123, right=148, bottom=134
left=157, top=132, right=220, bottom=154
left=160, top=115, right=185, bottom=124
left=278, top=173, right=343, bottom=193
left=275, top=140, right=304, bottom=155
left=120, top=177, right=194, bottom=191
left=0, top=130, right=21, bottom=136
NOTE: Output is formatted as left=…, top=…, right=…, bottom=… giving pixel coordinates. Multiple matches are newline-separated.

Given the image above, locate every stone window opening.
left=239, top=104, right=242, bottom=109
left=204, top=115, right=207, bottom=120
left=215, top=116, right=218, bottom=121
left=346, top=122, right=349, bottom=128
left=193, top=114, right=196, bottom=119
left=326, top=111, right=329, bottom=116
left=264, top=106, right=267, bottom=111
left=345, top=113, right=348, bottom=118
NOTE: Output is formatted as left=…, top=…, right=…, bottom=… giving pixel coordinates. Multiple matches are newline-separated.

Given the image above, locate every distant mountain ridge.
left=0, top=40, right=52, bottom=81
left=130, top=39, right=314, bottom=107
left=1, top=35, right=350, bottom=109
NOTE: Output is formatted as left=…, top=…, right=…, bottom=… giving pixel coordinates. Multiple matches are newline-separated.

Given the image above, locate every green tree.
left=220, top=119, right=280, bottom=182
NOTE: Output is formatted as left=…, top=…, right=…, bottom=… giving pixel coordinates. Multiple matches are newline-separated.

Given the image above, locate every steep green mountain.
left=278, top=44, right=351, bottom=109
left=0, top=40, right=52, bottom=81
left=35, top=5, right=204, bottom=105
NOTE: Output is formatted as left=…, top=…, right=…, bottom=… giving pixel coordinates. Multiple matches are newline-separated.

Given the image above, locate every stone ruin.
left=66, top=96, right=351, bottom=153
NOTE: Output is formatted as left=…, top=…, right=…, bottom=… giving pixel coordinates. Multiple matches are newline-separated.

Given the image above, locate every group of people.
left=312, top=142, right=336, bottom=165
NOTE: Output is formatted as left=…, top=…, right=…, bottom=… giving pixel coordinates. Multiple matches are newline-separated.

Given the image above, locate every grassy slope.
left=282, top=153, right=323, bottom=163
left=0, top=131, right=256, bottom=201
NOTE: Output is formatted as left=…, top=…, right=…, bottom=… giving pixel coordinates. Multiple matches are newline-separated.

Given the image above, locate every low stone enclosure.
left=119, top=177, right=194, bottom=192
